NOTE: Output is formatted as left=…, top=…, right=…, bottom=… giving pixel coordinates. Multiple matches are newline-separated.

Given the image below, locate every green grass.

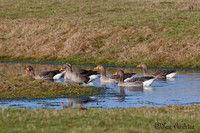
left=0, top=105, right=199, bottom=132
left=0, top=73, right=102, bottom=99
left=0, top=0, right=200, bottom=68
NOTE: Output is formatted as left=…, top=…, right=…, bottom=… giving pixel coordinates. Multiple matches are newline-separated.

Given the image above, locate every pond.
left=0, top=61, right=200, bottom=109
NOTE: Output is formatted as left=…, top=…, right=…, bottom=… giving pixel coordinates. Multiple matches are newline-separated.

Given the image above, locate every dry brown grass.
left=0, top=0, right=200, bottom=67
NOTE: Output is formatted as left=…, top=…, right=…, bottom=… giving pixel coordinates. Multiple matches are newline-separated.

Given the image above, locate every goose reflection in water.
left=114, top=86, right=154, bottom=102
left=61, top=96, right=97, bottom=109
left=114, top=86, right=126, bottom=102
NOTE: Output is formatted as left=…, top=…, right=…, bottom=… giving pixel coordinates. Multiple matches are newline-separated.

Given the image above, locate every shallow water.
left=0, top=62, right=200, bottom=109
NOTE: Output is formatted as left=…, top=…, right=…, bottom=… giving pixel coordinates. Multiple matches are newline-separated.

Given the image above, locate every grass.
left=0, top=105, right=199, bottom=132
left=0, top=0, right=200, bottom=68
left=0, top=73, right=101, bottom=99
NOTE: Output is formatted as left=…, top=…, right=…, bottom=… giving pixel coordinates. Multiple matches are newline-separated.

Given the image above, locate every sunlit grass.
left=0, top=73, right=101, bottom=99
left=0, top=105, right=199, bottom=132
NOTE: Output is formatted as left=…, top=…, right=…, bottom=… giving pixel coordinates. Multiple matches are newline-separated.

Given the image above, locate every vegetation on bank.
left=0, top=105, right=199, bottom=132
left=0, top=73, right=101, bottom=99
left=0, top=0, right=200, bottom=68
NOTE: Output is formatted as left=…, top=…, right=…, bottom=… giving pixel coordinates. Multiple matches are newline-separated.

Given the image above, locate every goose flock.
left=26, top=63, right=177, bottom=87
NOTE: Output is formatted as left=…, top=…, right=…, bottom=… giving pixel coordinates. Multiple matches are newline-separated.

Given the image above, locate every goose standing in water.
left=137, top=63, right=176, bottom=79
left=26, top=66, right=62, bottom=80
left=94, top=65, right=135, bottom=84
left=114, top=70, right=155, bottom=87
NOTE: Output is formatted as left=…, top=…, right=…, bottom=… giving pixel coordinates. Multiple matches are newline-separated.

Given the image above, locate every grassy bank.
left=0, top=105, right=199, bottom=132
left=0, top=73, right=101, bottom=99
left=0, top=0, right=200, bottom=68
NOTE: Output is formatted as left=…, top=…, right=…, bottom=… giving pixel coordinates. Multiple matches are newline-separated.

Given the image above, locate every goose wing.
left=110, top=73, right=136, bottom=79
left=153, top=70, right=176, bottom=76
left=39, top=70, right=60, bottom=77
left=74, top=69, right=98, bottom=76
left=126, top=76, right=154, bottom=82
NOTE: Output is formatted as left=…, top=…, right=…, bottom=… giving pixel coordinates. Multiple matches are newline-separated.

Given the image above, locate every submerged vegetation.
left=0, top=105, right=199, bottom=132
left=0, top=0, right=200, bottom=68
left=0, top=73, right=101, bottom=99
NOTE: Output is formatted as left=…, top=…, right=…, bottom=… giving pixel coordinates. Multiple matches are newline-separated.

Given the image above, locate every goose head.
left=60, top=63, right=72, bottom=71
left=137, top=63, right=148, bottom=69
left=94, top=65, right=104, bottom=70
left=26, top=66, right=33, bottom=72
left=114, top=70, right=125, bottom=77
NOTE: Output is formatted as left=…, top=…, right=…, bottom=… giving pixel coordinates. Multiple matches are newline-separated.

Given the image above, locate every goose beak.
left=26, top=68, right=29, bottom=72
left=59, top=67, right=64, bottom=71
left=113, top=72, right=118, bottom=75
left=61, top=104, right=64, bottom=108
left=137, top=64, right=141, bottom=67
left=94, top=66, right=98, bottom=70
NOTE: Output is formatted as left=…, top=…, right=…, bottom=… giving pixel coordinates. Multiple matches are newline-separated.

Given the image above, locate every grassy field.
left=0, top=105, right=199, bottom=132
left=0, top=73, right=101, bottom=99
left=0, top=1, right=199, bottom=131
left=0, top=0, right=199, bottom=68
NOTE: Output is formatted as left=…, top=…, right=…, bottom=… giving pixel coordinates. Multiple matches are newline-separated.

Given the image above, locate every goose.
left=114, top=70, right=155, bottom=87
left=94, top=65, right=135, bottom=84
left=65, top=77, right=83, bottom=86
left=137, top=63, right=176, bottom=79
left=26, top=66, right=62, bottom=80
left=62, top=63, right=95, bottom=87
left=60, top=63, right=99, bottom=82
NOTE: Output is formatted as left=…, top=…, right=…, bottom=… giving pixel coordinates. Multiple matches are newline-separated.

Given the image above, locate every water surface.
left=0, top=62, right=200, bottom=109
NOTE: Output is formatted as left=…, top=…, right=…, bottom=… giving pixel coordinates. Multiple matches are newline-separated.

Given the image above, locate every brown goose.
left=60, top=63, right=99, bottom=82
left=26, top=66, right=61, bottom=80
left=65, top=77, right=83, bottom=86
left=94, top=65, right=135, bottom=84
left=62, top=64, right=92, bottom=87
left=137, top=63, right=176, bottom=79
left=115, top=70, right=155, bottom=87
